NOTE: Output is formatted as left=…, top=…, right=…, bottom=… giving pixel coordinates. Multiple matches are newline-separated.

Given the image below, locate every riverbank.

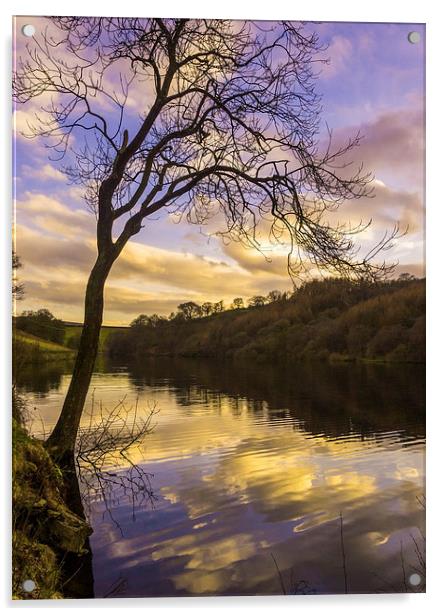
left=12, top=409, right=92, bottom=599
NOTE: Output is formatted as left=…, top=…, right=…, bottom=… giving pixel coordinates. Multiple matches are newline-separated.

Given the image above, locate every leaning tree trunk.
left=46, top=252, right=115, bottom=459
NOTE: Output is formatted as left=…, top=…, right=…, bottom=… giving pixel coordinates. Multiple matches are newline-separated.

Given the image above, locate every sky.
left=13, top=18, right=425, bottom=325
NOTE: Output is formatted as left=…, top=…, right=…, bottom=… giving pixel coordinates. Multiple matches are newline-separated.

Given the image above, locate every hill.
left=63, top=324, right=128, bottom=352
left=107, top=277, right=425, bottom=364
left=13, top=329, right=75, bottom=364
left=13, top=310, right=128, bottom=354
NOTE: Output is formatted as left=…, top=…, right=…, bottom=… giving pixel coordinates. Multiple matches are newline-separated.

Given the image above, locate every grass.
left=64, top=325, right=127, bottom=353
left=14, top=329, right=75, bottom=357
left=13, top=325, right=128, bottom=365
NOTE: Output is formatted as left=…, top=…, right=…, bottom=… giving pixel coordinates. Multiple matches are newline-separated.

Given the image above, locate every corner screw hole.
left=409, top=573, right=422, bottom=586
left=408, top=31, right=420, bottom=44
left=22, top=579, right=36, bottom=593
left=22, top=24, right=36, bottom=37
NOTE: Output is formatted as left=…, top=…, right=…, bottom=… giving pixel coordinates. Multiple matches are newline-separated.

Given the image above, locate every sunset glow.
left=13, top=19, right=425, bottom=324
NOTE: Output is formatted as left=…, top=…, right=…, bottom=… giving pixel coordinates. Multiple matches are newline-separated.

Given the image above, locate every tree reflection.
left=125, top=358, right=425, bottom=440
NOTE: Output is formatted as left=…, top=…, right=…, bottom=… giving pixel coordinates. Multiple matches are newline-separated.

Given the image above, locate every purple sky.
left=13, top=19, right=425, bottom=324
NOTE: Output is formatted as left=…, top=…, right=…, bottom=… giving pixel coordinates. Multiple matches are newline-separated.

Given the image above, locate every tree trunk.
left=46, top=252, right=114, bottom=457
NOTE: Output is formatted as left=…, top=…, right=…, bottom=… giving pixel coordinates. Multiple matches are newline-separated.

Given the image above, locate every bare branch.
left=76, top=395, right=158, bottom=528
left=14, top=17, right=399, bottom=280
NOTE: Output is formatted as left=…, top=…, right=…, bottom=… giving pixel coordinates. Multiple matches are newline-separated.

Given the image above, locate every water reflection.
left=15, top=359, right=73, bottom=395
left=22, top=358, right=425, bottom=596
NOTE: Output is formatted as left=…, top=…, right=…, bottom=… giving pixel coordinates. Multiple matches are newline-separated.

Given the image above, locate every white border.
left=1, top=1, right=443, bottom=614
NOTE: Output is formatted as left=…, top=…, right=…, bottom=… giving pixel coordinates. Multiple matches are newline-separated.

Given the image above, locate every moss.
left=12, top=419, right=92, bottom=600
left=12, top=531, right=62, bottom=600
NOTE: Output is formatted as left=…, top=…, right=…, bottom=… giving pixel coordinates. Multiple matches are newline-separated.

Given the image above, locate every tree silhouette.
left=232, top=297, right=244, bottom=310
left=212, top=300, right=225, bottom=314
left=201, top=302, right=214, bottom=317
left=177, top=301, right=202, bottom=320
left=16, top=308, right=66, bottom=344
left=12, top=251, right=24, bottom=302
left=14, top=18, right=399, bottom=458
left=248, top=295, right=267, bottom=308
left=267, top=290, right=282, bottom=303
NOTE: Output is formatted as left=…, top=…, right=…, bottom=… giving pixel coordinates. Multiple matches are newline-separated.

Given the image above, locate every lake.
left=19, top=358, right=425, bottom=596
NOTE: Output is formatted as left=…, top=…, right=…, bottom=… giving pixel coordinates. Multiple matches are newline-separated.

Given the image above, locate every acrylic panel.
left=12, top=17, right=425, bottom=599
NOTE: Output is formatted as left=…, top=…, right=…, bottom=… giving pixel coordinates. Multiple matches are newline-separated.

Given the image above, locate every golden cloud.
left=14, top=194, right=293, bottom=323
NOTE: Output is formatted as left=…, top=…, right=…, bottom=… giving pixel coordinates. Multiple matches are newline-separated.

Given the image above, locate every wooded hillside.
left=107, top=277, right=425, bottom=364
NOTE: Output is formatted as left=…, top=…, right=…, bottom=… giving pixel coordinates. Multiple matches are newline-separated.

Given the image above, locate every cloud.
left=360, top=109, right=424, bottom=186
left=14, top=18, right=60, bottom=140
left=15, top=193, right=291, bottom=289
left=13, top=109, right=39, bottom=139
left=23, top=278, right=183, bottom=318
left=12, top=20, right=424, bottom=325
left=14, top=175, right=424, bottom=324
left=14, top=96, right=425, bottom=324
left=312, top=106, right=425, bottom=268
left=21, top=164, right=66, bottom=183
left=331, top=107, right=424, bottom=189
left=335, top=179, right=423, bottom=234
left=320, top=35, right=353, bottom=79
left=393, top=262, right=425, bottom=278
left=15, top=224, right=96, bottom=273
left=16, top=192, right=94, bottom=238
left=220, top=241, right=290, bottom=277
left=14, top=203, right=294, bottom=323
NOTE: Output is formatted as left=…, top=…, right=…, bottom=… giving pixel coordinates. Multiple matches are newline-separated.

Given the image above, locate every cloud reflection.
left=26, top=362, right=425, bottom=596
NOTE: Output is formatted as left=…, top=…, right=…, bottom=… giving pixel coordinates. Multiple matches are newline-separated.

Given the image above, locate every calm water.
left=20, top=359, right=425, bottom=596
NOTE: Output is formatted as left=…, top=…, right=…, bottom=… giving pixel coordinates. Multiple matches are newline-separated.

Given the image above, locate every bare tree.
left=14, top=18, right=399, bottom=458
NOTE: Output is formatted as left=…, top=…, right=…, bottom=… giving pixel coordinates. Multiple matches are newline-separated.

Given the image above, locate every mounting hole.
left=409, top=573, right=422, bottom=587
left=22, top=24, right=36, bottom=37
left=22, top=579, right=36, bottom=593
left=408, top=31, right=420, bottom=44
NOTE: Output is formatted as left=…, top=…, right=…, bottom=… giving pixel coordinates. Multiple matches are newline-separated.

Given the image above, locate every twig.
left=271, top=552, right=287, bottom=595
left=339, top=511, right=348, bottom=594
left=75, top=396, right=158, bottom=530
left=400, top=539, right=407, bottom=591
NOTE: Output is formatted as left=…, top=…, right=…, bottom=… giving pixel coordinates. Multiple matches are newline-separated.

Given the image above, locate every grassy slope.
left=64, top=325, right=127, bottom=352
left=14, top=329, right=75, bottom=356
left=13, top=325, right=128, bottom=362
